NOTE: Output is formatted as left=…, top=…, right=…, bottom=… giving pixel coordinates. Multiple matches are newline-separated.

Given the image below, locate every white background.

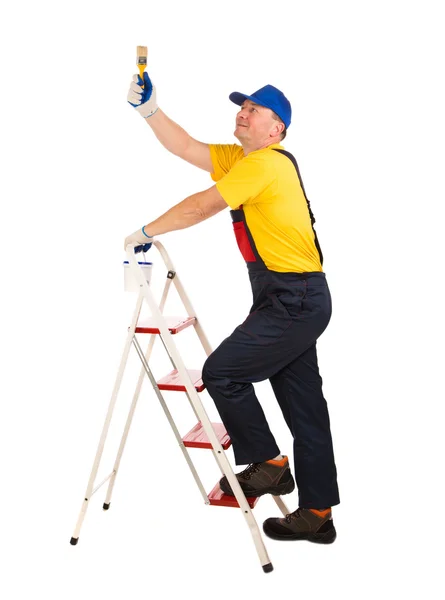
left=1, top=0, right=444, bottom=598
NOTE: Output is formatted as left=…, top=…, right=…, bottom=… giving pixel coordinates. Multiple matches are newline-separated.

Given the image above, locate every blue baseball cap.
left=229, top=84, right=292, bottom=129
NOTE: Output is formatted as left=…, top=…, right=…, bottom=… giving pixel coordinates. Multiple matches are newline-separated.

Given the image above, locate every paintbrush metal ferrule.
left=137, top=46, right=148, bottom=66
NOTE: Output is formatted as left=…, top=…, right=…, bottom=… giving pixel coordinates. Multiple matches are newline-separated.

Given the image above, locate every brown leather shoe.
left=263, top=507, right=336, bottom=543
left=219, top=456, right=295, bottom=497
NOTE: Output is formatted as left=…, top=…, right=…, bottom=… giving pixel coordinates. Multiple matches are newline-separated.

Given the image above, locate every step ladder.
left=70, top=241, right=291, bottom=573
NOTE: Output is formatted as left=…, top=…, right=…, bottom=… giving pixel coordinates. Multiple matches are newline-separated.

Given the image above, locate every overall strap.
left=273, top=148, right=324, bottom=266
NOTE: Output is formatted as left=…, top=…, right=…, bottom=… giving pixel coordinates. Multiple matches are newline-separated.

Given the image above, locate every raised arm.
left=127, top=73, right=213, bottom=173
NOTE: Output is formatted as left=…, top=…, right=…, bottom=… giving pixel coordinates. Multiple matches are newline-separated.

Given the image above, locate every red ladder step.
left=135, top=316, right=196, bottom=335
left=182, top=422, right=231, bottom=449
left=157, top=369, right=205, bottom=392
left=208, top=483, right=260, bottom=508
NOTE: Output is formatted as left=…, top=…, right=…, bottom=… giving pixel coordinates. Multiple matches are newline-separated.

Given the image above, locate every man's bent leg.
left=202, top=332, right=281, bottom=465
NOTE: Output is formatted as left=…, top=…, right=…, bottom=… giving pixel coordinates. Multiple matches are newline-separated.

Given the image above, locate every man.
left=126, top=71, right=340, bottom=544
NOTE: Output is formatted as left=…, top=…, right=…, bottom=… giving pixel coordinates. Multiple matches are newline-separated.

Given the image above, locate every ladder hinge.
left=167, top=270, right=176, bottom=279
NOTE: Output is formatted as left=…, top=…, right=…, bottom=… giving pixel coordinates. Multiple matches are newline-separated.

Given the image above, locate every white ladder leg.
left=154, top=324, right=273, bottom=570
left=102, top=334, right=156, bottom=510
left=215, top=448, right=274, bottom=572
left=273, top=495, right=291, bottom=517
left=70, top=293, right=144, bottom=544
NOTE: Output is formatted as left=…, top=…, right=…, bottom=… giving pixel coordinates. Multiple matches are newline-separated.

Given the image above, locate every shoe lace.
left=239, top=463, right=261, bottom=480
left=285, top=508, right=302, bottom=524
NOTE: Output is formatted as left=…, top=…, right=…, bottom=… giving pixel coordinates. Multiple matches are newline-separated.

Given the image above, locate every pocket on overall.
left=238, top=298, right=292, bottom=346
left=273, top=286, right=306, bottom=318
left=232, top=221, right=256, bottom=262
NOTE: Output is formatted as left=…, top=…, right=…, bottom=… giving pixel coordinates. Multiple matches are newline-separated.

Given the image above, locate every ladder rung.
left=182, top=422, right=232, bottom=449
left=208, top=483, right=260, bottom=508
left=157, top=369, right=205, bottom=392
left=135, top=316, right=196, bottom=335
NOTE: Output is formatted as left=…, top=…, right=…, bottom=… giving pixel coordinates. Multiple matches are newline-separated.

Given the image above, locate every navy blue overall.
left=202, top=150, right=340, bottom=508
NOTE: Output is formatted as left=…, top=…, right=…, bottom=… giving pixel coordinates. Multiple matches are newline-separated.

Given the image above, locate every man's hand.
left=124, top=228, right=154, bottom=253
left=127, top=72, right=158, bottom=119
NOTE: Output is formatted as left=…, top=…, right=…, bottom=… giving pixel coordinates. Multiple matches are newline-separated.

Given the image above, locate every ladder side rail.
left=127, top=245, right=272, bottom=570
left=71, top=291, right=144, bottom=542
left=103, top=333, right=156, bottom=507
left=103, top=269, right=178, bottom=506
left=186, top=382, right=272, bottom=569
left=172, top=272, right=213, bottom=356
left=154, top=330, right=272, bottom=570
left=272, top=495, right=291, bottom=517
left=154, top=241, right=213, bottom=356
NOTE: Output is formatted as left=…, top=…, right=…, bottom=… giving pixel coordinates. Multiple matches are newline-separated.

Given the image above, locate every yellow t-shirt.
left=209, top=143, right=323, bottom=273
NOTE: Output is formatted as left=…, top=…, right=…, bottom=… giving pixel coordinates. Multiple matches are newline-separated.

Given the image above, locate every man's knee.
left=202, top=351, right=234, bottom=396
left=202, top=353, right=218, bottom=389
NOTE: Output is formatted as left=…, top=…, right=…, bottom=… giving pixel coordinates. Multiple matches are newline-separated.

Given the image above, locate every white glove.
left=127, top=73, right=158, bottom=119
left=124, top=227, right=154, bottom=251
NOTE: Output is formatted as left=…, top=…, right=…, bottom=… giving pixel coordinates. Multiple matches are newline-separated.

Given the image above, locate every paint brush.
left=137, top=46, right=147, bottom=88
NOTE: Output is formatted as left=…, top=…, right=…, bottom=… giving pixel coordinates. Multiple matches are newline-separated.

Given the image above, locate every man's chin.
left=234, top=128, right=247, bottom=141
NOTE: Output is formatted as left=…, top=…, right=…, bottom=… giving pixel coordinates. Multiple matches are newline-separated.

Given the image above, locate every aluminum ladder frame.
left=69, top=241, right=290, bottom=573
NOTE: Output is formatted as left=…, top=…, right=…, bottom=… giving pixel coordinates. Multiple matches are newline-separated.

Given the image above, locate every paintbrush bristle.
left=137, top=46, right=148, bottom=66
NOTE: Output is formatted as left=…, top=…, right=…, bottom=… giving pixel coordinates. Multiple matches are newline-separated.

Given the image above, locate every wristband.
left=142, top=226, right=152, bottom=238
left=144, top=107, right=159, bottom=119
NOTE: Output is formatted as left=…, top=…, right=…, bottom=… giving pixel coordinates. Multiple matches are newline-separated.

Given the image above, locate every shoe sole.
left=262, top=523, right=337, bottom=544
left=219, top=476, right=295, bottom=498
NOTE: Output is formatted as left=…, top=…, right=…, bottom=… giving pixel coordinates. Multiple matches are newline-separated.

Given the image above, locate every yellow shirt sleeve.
left=215, top=151, right=277, bottom=210
left=209, top=144, right=244, bottom=182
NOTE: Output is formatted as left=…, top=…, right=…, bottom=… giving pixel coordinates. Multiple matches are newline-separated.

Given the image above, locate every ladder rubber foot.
left=262, top=563, right=273, bottom=573
left=103, top=502, right=110, bottom=511
left=70, top=537, right=79, bottom=546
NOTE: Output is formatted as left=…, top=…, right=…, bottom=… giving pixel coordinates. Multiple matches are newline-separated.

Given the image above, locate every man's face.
left=234, top=100, right=280, bottom=144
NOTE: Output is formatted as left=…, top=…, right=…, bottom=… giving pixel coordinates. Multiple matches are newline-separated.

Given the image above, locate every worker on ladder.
left=126, top=71, right=340, bottom=544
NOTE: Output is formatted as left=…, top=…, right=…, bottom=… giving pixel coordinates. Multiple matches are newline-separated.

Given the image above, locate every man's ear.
left=271, top=121, right=285, bottom=138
